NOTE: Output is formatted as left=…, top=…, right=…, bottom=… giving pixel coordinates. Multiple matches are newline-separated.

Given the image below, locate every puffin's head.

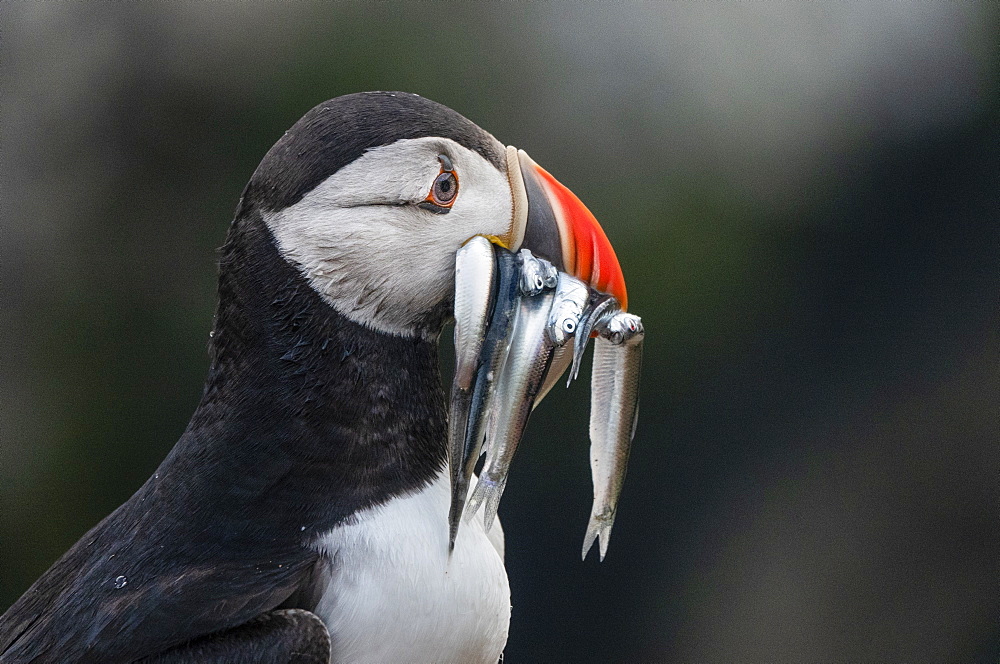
left=239, top=91, right=626, bottom=337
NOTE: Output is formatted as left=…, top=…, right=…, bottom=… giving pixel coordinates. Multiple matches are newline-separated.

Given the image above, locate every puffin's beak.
left=511, top=148, right=627, bottom=310
left=447, top=147, right=629, bottom=549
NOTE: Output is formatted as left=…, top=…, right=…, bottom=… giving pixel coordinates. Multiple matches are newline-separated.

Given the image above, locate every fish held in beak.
left=582, top=311, right=644, bottom=561
left=464, top=252, right=585, bottom=530
left=448, top=149, right=643, bottom=559
left=569, top=293, right=617, bottom=386
left=535, top=272, right=590, bottom=404
left=466, top=286, right=556, bottom=532
left=448, top=240, right=521, bottom=549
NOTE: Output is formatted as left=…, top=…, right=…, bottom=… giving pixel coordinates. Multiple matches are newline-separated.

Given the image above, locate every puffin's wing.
left=138, top=609, right=330, bottom=664
left=0, top=489, right=320, bottom=664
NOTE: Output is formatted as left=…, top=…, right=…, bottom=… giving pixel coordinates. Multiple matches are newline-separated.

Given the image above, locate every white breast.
left=312, top=472, right=510, bottom=664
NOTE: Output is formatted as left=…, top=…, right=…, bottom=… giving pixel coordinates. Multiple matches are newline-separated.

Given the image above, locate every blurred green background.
left=2, top=3, right=998, bottom=661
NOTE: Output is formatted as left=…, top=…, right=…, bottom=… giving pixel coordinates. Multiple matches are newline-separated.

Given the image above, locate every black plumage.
left=137, top=610, right=330, bottom=663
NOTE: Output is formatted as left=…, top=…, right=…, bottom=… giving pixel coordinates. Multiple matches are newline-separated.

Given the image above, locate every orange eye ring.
left=430, top=171, right=458, bottom=207
left=423, top=155, right=459, bottom=210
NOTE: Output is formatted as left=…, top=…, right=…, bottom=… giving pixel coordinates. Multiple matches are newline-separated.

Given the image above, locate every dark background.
left=2, top=4, right=998, bottom=661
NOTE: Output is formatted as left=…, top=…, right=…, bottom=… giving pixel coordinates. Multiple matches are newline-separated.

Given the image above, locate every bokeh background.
left=2, top=3, right=998, bottom=661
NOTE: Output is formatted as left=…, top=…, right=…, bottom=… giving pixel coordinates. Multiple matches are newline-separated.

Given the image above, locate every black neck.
left=161, top=210, right=448, bottom=538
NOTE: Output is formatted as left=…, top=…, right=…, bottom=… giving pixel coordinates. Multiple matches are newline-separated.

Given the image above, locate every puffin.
left=0, top=91, right=627, bottom=664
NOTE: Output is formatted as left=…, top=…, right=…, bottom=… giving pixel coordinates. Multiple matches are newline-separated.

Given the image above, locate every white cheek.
left=267, top=204, right=449, bottom=336
left=263, top=138, right=512, bottom=337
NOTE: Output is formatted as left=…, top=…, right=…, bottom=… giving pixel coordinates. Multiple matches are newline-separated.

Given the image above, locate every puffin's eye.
left=432, top=172, right=458, bottom=205
left=418, top=155, right=459, bottom=214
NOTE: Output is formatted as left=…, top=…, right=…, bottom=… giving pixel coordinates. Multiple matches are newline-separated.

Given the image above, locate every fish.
left=449, top=241, right=646, bottom=560
left=535, top=272, right=590, bottom=406
left=534, top=344, right=571, bottom=408
left=451, top=236, right=496, bottom=392
left=448, top=239, right=521, bottom=549
left=582, top=311, right=644, bottom=561
left=519, top=248, right=558, bottom=297
left=468, top=262, right=594, bottom=529
left=467, top=287, right=557, bottom=531
left=569, top=293, right=618, bottom=386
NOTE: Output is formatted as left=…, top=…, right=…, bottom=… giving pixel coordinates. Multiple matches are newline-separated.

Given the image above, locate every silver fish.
left=534, top=343, right=571, bottom=409
left=535, top=272, right=589, bottom=406
left=582, top=311, right=644, bottom=561
left=519, top=248, right=558, bottom=297
left=569, top=294, right=618, bottom=386
left=448, top=240, right=521, bottom=548
left=547, top=273, right=590, bottom=347
left=452, top=236, right=496, bottom=392
left=467, top=288, right=556, bottom=531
